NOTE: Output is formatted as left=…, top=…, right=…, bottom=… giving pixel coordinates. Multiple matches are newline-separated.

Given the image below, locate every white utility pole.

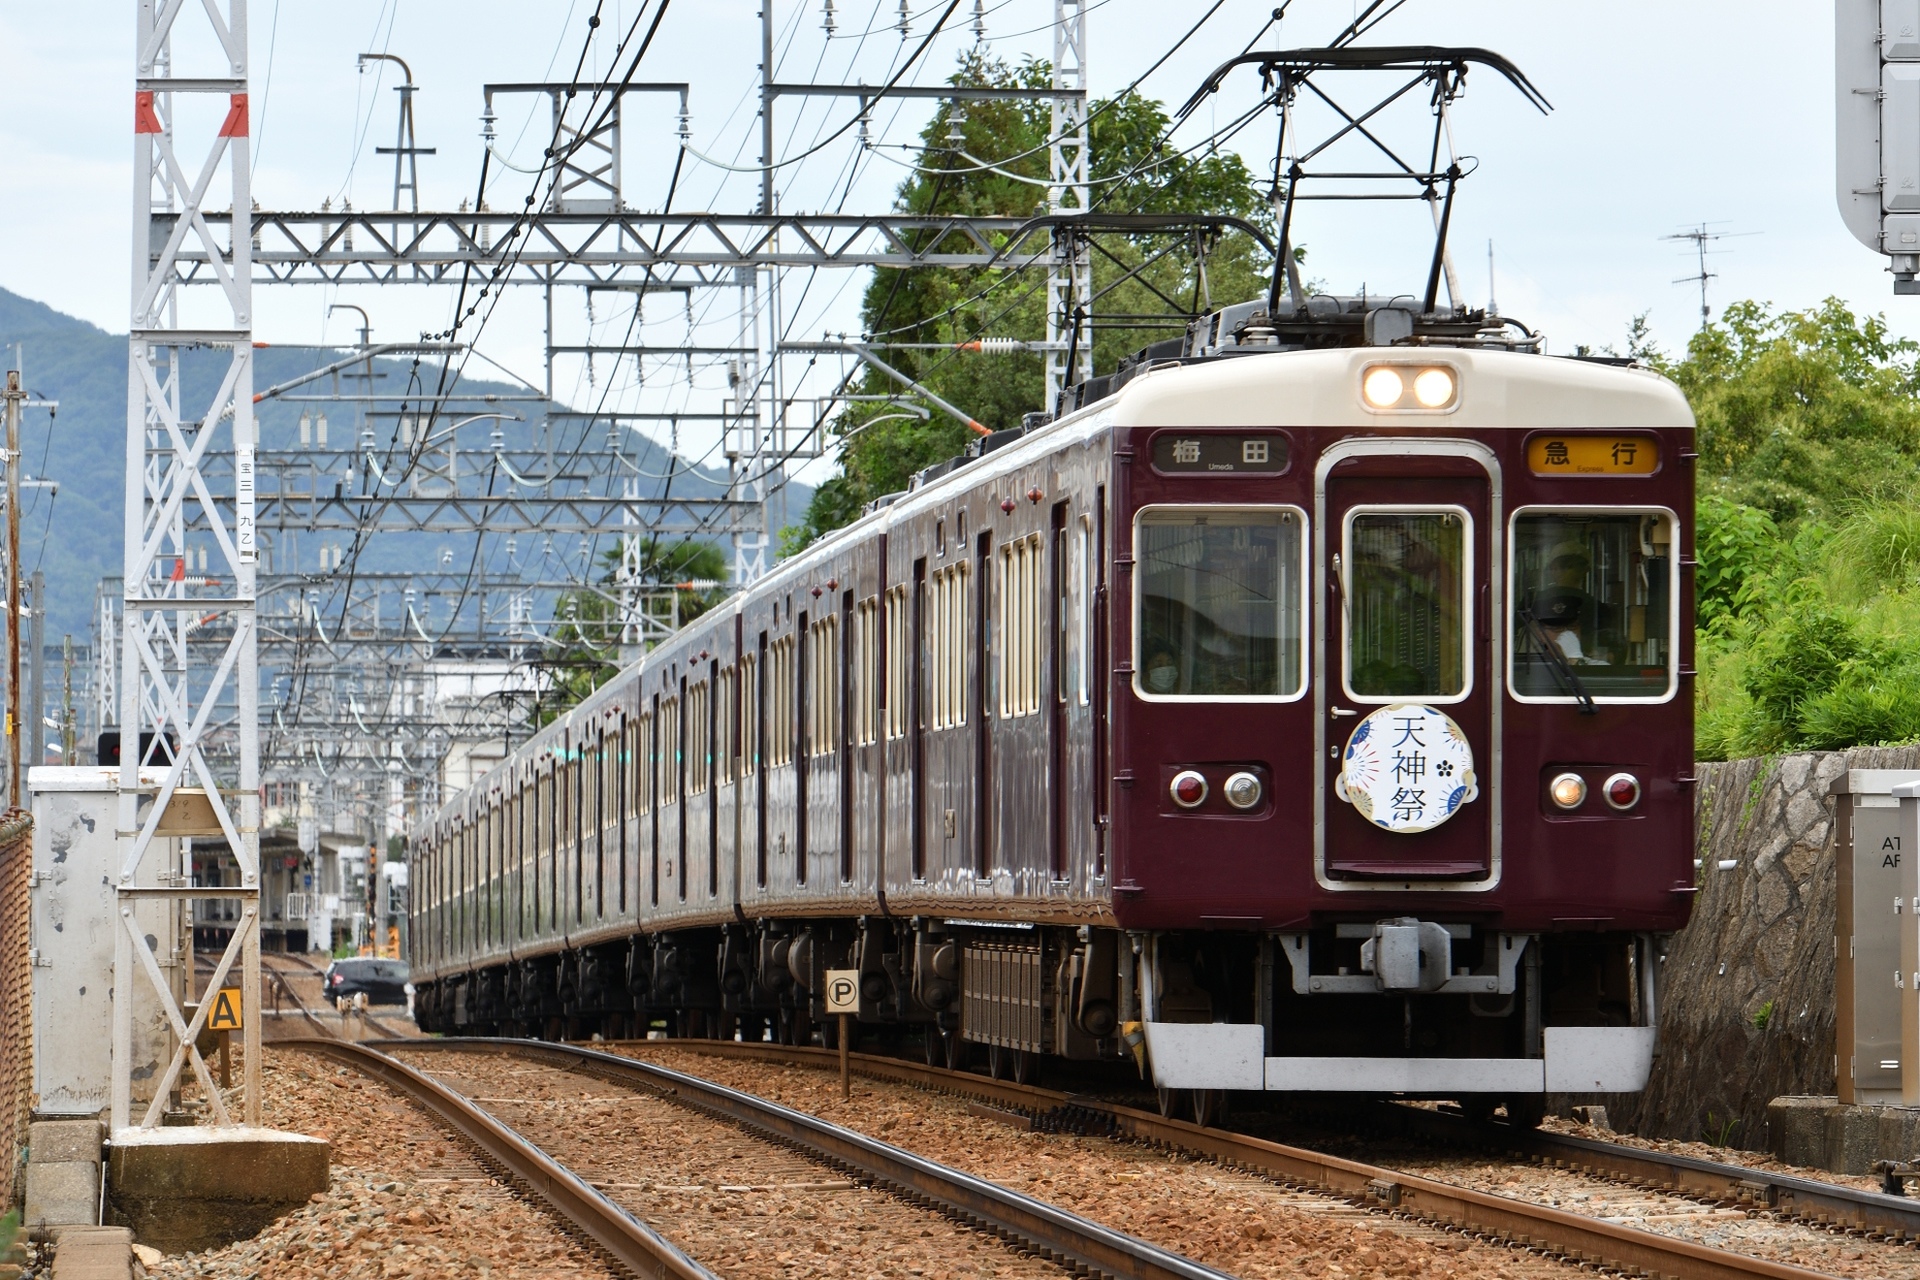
left=117, top=0, right=262, bottom=1129
left=1046, top=0, right=1093, bottom=411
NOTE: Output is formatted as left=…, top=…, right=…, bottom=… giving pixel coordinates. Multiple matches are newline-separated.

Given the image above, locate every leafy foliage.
left=536, top=539, right=728, bottom=723
left=787, top=54, right=1275, bottom=550
left=1678, top=300, right=1920, bottom=758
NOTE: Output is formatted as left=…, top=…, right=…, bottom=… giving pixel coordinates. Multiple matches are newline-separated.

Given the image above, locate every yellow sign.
left=207, top=987, right=244, bottom=1032
left=1527, top=435, right=1659, bottom=476
left=823, top=969, right=860, bottom=1015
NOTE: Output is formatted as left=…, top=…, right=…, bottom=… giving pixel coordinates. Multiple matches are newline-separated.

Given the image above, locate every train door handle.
left=1330, top=707, right=1359, bottom=718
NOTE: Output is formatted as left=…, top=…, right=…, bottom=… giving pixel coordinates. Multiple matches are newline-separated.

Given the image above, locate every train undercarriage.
left=414, top=918, right=1662, bottom=1122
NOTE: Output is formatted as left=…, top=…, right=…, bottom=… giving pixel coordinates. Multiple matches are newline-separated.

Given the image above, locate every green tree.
left=786, top=54, right=1275, bottom=550
left=535, top=538, right=728, bottom=723
left=1672, top=300, right=1920, bottom=757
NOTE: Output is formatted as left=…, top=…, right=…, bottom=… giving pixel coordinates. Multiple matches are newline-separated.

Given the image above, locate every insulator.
left=974, top=338, right=1025, bottom=354
left=971, top=0, right=985, bottom=41
left=898, top=0, right=910, bottom=38
left=822, top=0, right=835, bottom=35
left=945, top=105, right=967, bottom=146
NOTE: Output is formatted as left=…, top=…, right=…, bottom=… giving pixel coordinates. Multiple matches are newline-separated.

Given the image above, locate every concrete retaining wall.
left=1601, top=747, right=1920, bottom=1152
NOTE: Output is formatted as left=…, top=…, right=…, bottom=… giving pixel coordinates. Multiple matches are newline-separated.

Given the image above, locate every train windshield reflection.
left=1345, top=510, right=1470, bottom=700
left=1512, top=511, right=1673, bottom=699
left=1135, top=507, right=1302, bottom=699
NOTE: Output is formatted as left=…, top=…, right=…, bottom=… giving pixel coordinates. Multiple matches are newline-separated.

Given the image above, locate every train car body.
left=409, top=298, right=1695, bottom=1115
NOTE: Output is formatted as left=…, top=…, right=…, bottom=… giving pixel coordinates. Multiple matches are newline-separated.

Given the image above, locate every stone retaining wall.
left=1599, top=747, right=1920, bottom=1152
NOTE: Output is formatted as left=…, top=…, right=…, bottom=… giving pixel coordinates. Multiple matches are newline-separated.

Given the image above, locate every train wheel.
left=922, top=1029, right=943, bottom=1067
left=1156, top=1087, right=1185, bottom=1121
left=1191, top=1089, right=1224, bottom=1129
left=987, top=1045, right=1007, bottom=1080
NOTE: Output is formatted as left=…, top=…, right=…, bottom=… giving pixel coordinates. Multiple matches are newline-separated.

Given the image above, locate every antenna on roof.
left=1487, top=240, right=1498, bottom=319
left=1662, top=222, right=1756, bottom=329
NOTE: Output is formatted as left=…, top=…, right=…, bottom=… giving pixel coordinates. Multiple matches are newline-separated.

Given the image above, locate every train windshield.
left=1343, top=509, right=1470, bottom=700
left=1510, top=510, right=1674, bottom=700
left=1135, top=507, right=1302, bottom=699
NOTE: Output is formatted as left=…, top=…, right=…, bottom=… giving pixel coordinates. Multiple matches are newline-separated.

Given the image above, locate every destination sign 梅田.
left=1151, top=432, right=1289, bottom=475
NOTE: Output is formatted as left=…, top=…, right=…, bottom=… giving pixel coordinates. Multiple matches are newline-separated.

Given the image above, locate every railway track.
left=296, top=1035, right=1233, bottom=1280
left=567, top=1036, right=1871, bottom=1280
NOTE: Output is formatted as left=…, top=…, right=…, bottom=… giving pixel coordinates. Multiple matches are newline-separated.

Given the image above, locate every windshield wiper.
left=1519, top=607, right=1598, bottom=715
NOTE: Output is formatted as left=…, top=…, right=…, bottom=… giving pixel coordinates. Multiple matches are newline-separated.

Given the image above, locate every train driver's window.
left=1510, top=510, right=1675, bottom=701
left=1344, top=508, right=1470, bottom=702
left=1134, top=506, right=1304, bottom=700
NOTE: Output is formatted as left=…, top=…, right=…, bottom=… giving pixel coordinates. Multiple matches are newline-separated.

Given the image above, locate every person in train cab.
left=1142, top=645, right=1181, bottom=694
left=1527, top=540, right=1604, bottom=665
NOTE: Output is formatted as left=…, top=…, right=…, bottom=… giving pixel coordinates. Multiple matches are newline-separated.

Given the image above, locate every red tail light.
left=1603, top=772, right=1641, bottom=810
left=1170, top=770, right=1208, bottom=809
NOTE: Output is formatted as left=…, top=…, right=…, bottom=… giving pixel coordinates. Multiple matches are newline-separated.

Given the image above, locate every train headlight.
left=1413, top=367, right=1457, bottom=408
left=1548, top=772, right=1587, bottom=810
left=1170, top=770, right=1208, bottom=809
left=1361, top=366, right=1405, bottom=408
left=1603, top=772, right=1642, bottom=811
left=1223, top=771, right=1262, bottom=810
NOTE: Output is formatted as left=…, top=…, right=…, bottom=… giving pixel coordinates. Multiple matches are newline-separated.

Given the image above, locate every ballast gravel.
left=605, top=1042, right=1590, bottom=1280
left=144, top=1050, right=617, bottom=1279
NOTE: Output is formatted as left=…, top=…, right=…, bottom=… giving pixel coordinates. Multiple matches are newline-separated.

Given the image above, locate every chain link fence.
left=0, top=811, right=33, bottom=1209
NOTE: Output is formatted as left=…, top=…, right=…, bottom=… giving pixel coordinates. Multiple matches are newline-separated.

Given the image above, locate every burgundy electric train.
left=409, top=294, right=1694, bottom=1121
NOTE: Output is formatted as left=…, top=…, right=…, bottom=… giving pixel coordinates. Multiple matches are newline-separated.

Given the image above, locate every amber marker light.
left=1549, top=772, right=1587, bottom=810
left=1361, top=366, right=1405, bottom=408
left=1412, top=367, right=1457, bottom=407
left=1170, top=770, right=1208, bottom=809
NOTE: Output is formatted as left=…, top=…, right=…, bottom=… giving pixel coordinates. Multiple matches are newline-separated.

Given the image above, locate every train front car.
left=1110, top=337, right=1694, bottom=1119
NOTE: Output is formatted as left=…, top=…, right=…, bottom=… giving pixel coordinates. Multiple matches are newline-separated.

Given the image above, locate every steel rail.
left=1384, top=1104, right=1920, bottom=1242
left=539, top=1037, right=1842, bottom=1280
left=387, top=1038, right=1235, bottom=1280
left=280, top=1037, right=715, bottom=1280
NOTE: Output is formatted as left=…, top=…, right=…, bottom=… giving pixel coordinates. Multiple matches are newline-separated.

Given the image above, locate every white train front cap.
left=1839, top=0, right=1920, bottom=291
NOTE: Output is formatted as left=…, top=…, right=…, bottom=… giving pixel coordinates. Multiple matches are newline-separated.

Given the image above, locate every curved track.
left=573, top=1037, right=1850, bottom=1280
left=283, top=1037, right=714, bottom=1279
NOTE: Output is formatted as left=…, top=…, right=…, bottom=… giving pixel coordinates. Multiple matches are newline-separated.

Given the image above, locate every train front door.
left=1315, top=439, right=1500, bottom=887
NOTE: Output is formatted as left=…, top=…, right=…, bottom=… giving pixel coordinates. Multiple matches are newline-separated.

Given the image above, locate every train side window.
left=1344, top=508, right=1471, bottom=702
left=769, top=635, right=795, bottom=766
left=740, top=653, right=758, bottom=771
left=855, top=597, right=879, bottom=746
left=998, top=533, right=1044, bottom=718
left=1135, top=506, right=1306, bottom=701
left=719, top=666, right=736, bottom=784
left=1076, top=516, right=1094, bottom=705
left=660, top=696, right=680, bottom=806
left=1509, top=508, right=1677, bottom=702
left=927, top=562, right=970, bottom=728
left=885, top=585, right=909, bottom=739
left=688, top=680, right=711, bottom=796
left=808, top=613, right=839, bottom=756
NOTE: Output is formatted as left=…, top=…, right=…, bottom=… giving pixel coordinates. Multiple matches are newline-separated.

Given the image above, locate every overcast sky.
left=0, top=0, right=1897, bottom=484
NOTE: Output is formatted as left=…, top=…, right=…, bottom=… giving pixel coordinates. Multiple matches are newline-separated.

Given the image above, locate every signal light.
left=1548, top=772, right=1587, bottom=810
left=1170, top=770, right=1208, bottom=809
left=1603, top=772, right=1641, bottom=811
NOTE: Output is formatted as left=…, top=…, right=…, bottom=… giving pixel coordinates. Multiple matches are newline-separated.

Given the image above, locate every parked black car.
left=324, top=957, right=411, bottom=1006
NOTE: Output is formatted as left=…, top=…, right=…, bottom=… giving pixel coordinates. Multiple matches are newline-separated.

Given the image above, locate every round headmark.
left=1336, top=704, right=1478, bottom=834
